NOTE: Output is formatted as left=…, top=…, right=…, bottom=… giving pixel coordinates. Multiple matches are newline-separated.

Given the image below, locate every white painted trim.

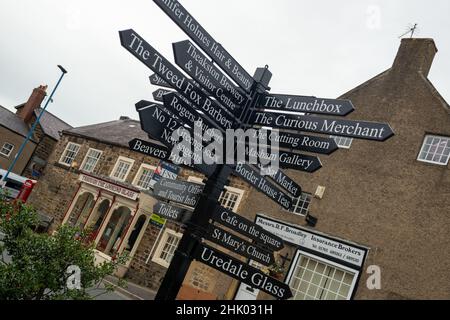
left=58, top=142, right=81, bottom=166
left=132, top=163, right=157, bottom=189
left=221, top=186, right=245, bottom=212
left=0, top=142, right=14, bottom=157
left=80, top=148, right=103, bottom=173
left=110, top=156, right=135, bottom=182
left=417, top=134, right=450, bottom=166
left=151, top=228, right=182, bottom=268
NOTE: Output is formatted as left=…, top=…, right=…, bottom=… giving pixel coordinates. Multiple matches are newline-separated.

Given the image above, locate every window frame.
left=417, top=134, right=450, bottom=166
left=80, top=148, right=103, bottom=173
left=132, top=163, right=157, bottom=190
left=287, top=192, right=312, bottom=217
left=59, top=142, right=81, bottom=166
left=286, top=250, right=359, bottom=300
left=330, top=135, right=353, bottom=149
left=219, top=186, right=245, bottom=212
left=0, top=142, right=14, bottom=157
left=110, top=156, right=135, bottom=182
left=152, top=228, right=182, bottom=268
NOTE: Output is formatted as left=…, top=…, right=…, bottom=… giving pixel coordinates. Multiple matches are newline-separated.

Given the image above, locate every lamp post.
left=0, top=65, right=68, bottom=187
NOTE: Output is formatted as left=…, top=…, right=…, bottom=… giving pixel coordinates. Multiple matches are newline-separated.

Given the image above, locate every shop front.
left=235, top=214, right=368, bottom=300
left=62, top=173, right=154, bottom=277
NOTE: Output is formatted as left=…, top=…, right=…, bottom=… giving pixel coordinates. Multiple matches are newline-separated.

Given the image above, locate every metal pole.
left=1, top=65, right=67, bottom=185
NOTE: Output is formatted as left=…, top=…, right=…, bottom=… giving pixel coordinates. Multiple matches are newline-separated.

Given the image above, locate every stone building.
left=233, top=38, right=450, bottom=300
left=0, top=85, right=72, bottom=178
left=28, top=116, right=253, bottom=299
left=30, top=37, right=449, bottom=300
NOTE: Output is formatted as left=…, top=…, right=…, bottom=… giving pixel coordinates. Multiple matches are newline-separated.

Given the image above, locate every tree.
left=0, top=196, right=128, bottom=300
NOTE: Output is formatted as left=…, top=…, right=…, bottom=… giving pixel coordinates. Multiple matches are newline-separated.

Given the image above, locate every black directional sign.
left=149, top=73, right=172, bottom=88
left=173, top=40, right=248, bottom=119
left=205, top=225, right=275, bottom=266
left=153, top=0, right=254, bottom=93
left=244, top=145, right=322, bottom=173
left=152, top=88, right=173, bottom=102
left=212, top=206, right=284, bottom=251
left=135, top=103, right=217, bottom=176
left=258, top=166, right=302, bottom=198
left=153, top=177, right=204, bottom=207
left=250, top=111, right=395, bottom=141
left=119, top=29, right=238, bottom=131
left=243, top=130, right=339, bottom=155
left=232, top=163, right=293, bottom=210
left=153, top=201, right=193, bottom=224
left=194, top=244, right=292, bottom=299
left=257, top=93, right=355, bottom=116
left=128, top=138, right=170, bottom=160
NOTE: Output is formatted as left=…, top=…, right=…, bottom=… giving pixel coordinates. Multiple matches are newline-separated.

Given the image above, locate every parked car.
left=0, top=169, right=37, bottom=201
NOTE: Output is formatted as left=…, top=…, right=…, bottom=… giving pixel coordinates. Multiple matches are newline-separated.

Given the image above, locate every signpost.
left=193, top=244, right=292, bottom=299
left=205, top=224, right=275, bottom=266
left=250, top=111, right=394, bottom=141
left=120, top=0, right=394, bottom=301
left=128, top=138, right=170, bottom=160
left=153, top=177, right=204, bottom=207
left=256, top=93, right=354, bottom=116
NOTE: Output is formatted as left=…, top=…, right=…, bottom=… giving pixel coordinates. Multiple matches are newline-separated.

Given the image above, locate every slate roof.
left=64, top=117, right=165, bottom=148
left=34, top=108, right=72, bottom=140
left=0, top=105, right=37, bottom=142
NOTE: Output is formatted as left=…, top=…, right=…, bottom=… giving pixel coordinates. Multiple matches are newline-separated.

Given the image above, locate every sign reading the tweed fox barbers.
left=153, top=0, right=255, bottom=93
left=257, top=93, right=354, bottom=116
left=206, top=225, right=275, bottom=266
left=250, top=111, right=394, bottom=141
left=194, top=244, right=292, bottom=299
left=119, top=29, right=237, bottom=131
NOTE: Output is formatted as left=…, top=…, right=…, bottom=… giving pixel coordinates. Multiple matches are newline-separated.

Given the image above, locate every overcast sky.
left=0, top=0, right=449, bottom=127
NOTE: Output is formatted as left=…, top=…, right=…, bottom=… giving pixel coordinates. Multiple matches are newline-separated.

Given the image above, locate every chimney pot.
left=392, top=38, right=437, bottom=78
left=17, top=85, right=48, bottom=124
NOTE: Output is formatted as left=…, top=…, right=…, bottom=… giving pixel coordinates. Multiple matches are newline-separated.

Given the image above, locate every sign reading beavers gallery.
left=79, top=174, right=139, bottom=200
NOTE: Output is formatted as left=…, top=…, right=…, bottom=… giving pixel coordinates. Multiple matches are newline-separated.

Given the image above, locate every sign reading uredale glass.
left=255, top=215, right=366, bottom=268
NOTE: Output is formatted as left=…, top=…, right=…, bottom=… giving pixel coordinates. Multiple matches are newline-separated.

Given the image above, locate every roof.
left=0, top=105, right=37, bottom=142
left=34, top=108, right=72, bottom=140
left=64, top=117, right=165, bottom=148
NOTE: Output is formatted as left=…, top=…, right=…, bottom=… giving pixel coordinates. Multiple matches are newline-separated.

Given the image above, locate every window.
left=288, top=252, right=357, bottom=300
left=80, top=148, right=102, bottom=172
left=152, top=229, right=182, bottom=268
left=289, top=193, right=312, bottom=216
left=0, top=142, right=14, bottom=157
left=417, top=135, right=450, bottom=165
left=110, top=156, right=134, bottom=181
left=59, top=142, right=80, bottom=166
left=219, top=187, right=244, bottom=212
left=133, top=164, right=156, bottom=189
left=330, top=135, right=353, bottom=149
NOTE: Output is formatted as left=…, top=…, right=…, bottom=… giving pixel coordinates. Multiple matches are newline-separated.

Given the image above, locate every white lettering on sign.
left=79, top=174, right=139, bottom=200
left=255, top=215, right=366, bottom=267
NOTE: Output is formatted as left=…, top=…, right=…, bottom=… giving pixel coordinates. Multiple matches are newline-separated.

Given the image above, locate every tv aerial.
left=399, top=23, right=419, bottom=38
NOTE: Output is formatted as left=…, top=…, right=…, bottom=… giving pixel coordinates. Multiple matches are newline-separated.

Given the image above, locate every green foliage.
left=0, top=196, right=128, bottom=300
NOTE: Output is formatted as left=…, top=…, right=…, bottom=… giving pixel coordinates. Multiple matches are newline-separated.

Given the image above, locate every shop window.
left=59, top=142, right=80, bottom=166
left=330, top=135, right=353, bottom=149
left=152, top=229, right=182, bottom=268
left=417, top=135, right=450, bottom=165
left=133, top=164, right=156, bottom=190
left=289, top=193, right=312, bottom=216
left=66, top=192, right=95, bottom=229
left=96, top=206, right=132, bottom=257
left=0, top=142, right=14, bottom=157
left=123, top=215, right=148, bottom=254
left=219, top=187, right=244, bottom=212
left=288, top=252, right=357, bottom=300
left=111, top=156, right=134, bottom=181
left=81, top=148, right=102, bottom=173
left=85, top=199, right=110, bottom=239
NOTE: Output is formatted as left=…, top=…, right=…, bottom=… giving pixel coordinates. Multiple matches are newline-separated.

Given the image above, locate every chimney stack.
left=392, top=38, right=437, bottom=78
left=17, top=85, right=48, bottom=124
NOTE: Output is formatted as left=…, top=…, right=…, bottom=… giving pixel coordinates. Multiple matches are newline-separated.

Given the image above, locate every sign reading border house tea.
left=153, top=0, right=255, bottom=93
left=153, top=177, right=204, bottom=207
left=205, top=225, right=275, bottom=266
left=194, top=244, right=292, bottom=299
left=211, top=206, right=284, bottom=251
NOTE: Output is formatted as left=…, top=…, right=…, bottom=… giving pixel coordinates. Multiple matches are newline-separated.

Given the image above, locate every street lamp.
left=0, top=65, right=68, bottom=186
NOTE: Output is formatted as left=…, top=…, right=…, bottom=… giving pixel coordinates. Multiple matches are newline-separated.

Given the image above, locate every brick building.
left=0, top=85, right=72, bottom=178
left=30, top=38, right=449, bottom=300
